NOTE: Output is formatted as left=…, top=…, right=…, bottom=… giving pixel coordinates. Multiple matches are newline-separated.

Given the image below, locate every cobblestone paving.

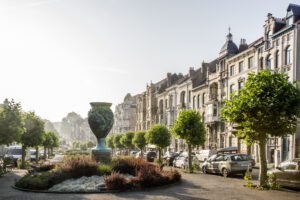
left=1, top=169, right=300, bottom=200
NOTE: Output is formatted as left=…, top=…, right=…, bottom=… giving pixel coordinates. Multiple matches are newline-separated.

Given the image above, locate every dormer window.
left=287, top=17, right=293, bottom=26
left=286, top=10, right=293, bottom=26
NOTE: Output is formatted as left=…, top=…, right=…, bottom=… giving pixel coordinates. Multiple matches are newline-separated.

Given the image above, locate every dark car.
left=146, top=151, right=157, bottom=162
left=267, top=158, right=300, bottom=189
left=163, top=152, right=179, bottom=166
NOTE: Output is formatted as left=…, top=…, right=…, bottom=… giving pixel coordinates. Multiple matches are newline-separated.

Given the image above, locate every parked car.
left=146, top=151, right=157, bottom=162
left=173, top=155, right=199, bottom=169
left=163, top=152, right=179, bottom=166
left=202, top=154, right=252, bottom=177
left=267, top=158, right=300, bottom=189
left=196, top=150, right=217, bottom=162
left=4, top=146, right=30, bottom=166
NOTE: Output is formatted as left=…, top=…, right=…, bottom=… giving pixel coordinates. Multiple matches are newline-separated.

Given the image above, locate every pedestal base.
left=92, top=150, right=111, bottom=163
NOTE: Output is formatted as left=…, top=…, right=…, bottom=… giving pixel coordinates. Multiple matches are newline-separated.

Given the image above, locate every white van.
left=196, top=150, right=217, bottom=162
left=4, top=146, right=30, bottom=166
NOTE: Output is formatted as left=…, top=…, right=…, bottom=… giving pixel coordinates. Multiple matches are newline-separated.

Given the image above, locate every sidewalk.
left=253, top=163, right=274, bottom=170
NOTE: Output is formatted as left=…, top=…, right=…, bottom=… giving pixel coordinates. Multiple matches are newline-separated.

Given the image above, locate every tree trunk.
left=258, top=139, right=268, bottom=187
left=21, top=145, right=26, bottom=169
left=158, top=148, right=161, bottom=164
left=141, top=148, right=143, bottom=159
left=47, top=148, right=50, bottom=158
left=51, top=147, right=53, bottom=156
left=44, top=146, right=46, bottom=160
left=188, top=144, right=193, bottom=173
left=35, top=147, right=39, bottom=164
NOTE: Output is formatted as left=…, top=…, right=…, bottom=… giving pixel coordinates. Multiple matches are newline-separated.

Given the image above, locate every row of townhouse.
left=112, top=4, right=300, bottom=164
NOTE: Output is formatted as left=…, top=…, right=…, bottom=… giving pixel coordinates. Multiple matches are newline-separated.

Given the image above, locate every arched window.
left=266, top=54, right=273, bottom=69
left=197, top=95, right=200, bottom=108
left=192, top=96, right=196, bottom=109
left=285, top=46, right=292, bottom=65
left=275, top=51, right=280, bottom=68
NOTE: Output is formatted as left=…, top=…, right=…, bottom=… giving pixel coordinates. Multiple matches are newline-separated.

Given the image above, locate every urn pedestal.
left=88, top=102, right=114, bottom=163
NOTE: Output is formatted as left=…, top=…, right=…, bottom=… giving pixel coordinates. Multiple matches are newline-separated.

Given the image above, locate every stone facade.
left=110, top=93, right=137, bottom=135
left=117, top=4, right=300, bottom=163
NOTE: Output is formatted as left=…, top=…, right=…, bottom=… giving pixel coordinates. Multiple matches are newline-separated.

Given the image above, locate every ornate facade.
left=117, top=4, right=300, bottom=163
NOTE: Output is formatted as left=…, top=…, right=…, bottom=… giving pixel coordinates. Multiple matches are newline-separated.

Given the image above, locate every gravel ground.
left=0, top=168, right=300, bottom=200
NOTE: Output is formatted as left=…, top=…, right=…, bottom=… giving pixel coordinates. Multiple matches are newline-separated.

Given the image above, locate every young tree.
left=221, top=70, right=300, bottom=187
left=146, top=124, right=171, bottom=163
left=48, top=131, right=59, bottom=155
left=113, top=133, right=124, bottom=154
left=86, top=140, right=95, bottom=148
left=120, top=131, right=135, bottom=150
left=21, top=112, right=45, bottom=167
left=106, top=135, right=114, bottom=155
left=132, top=131, right=147, bottom=158
left=172, top=109, right=206, bottom=173
left=43, top=132, right=53, bottom=159
left=0, top=99, right=23, bottom=145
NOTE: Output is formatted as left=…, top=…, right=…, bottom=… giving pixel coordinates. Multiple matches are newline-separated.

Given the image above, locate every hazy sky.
left=0, top=0, right=298, bottom=122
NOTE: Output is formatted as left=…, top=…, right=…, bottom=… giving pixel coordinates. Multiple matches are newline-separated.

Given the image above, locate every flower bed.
left=14, top=155, right=181, bottom=192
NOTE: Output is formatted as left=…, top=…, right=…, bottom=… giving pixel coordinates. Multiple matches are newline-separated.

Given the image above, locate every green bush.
left=15, top=171, right=50, bottom=190
left=267, top=173, right=280, bottom=190
left=97, top=164, right=112, bottom=176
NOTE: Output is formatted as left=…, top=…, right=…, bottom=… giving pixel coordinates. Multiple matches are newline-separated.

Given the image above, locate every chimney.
left=239, top=38, right=248, bottom=52
left=189, top=67, right=195, bottom=77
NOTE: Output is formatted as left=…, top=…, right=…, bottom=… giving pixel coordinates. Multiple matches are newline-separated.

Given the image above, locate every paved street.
left=0, top=168, right=300, bottom=200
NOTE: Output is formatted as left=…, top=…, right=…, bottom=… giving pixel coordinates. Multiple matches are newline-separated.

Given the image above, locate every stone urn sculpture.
left=88, top=102, right=114, bottom=162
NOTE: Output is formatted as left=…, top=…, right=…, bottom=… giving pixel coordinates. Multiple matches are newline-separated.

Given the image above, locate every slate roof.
left=287, top=4, right=300, bottom=15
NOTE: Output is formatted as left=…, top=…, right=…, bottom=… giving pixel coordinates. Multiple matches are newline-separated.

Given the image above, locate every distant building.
left=110, top=93, right=137, bottom=134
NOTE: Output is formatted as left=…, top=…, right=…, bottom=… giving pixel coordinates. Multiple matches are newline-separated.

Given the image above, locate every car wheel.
left=222, top=168, right=228, bottom=178
left=202, top=166, right=207, bottom=174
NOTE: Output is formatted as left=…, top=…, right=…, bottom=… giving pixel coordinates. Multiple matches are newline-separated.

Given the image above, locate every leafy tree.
left=86, top=140, right=95, bottom=148
left=132, top=131, right=147, bottom=158
left=146, top=124, right=171, bottom=163
left=106, top=135, right=115, bottom=156
left=221, top=70, right=300, bottom=187
left=0, top=99, right=23, bottom=145
left=43, top=132, right=53, bottom=159
left=80, top=143, right=87, bottom=150
left=120, top=131, right=135, bottom=149
left=172, top=109, right=206, bottom=173
left=21, top=112, right=45, bottom=167
left=113, top=133, right=124, bottom=151
left=48, top=131, right=59, bottom=155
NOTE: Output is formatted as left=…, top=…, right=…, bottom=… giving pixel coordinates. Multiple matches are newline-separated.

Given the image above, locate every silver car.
left=202, top=154, right=252, bottom=177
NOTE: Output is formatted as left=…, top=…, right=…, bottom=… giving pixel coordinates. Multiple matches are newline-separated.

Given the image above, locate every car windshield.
left=6, top=149, right=22, bottom=155
left=148, top=152, right=156, bottom=156
left=231, top=155, right=249, bottom=161
left=30, top=151, right=36, bottom=155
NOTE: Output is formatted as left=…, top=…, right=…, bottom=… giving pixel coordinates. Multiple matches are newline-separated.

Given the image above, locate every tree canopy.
left=120, top=131, right=135, bottom=149
left=21, top=112, right=45, bottom=148
left=0, top=99, right=23, bottom=145
left=146, top=124, right=171, bottom=163
left=132, top=131, right=147, bottom=150
left=48, top=131, right=59, bottom=148
left=106, top=135, right=114, bottom=149
left=172, top=109, right=206, bottom=172
left=221, top=70, right=300, bottom=187
left=113, top=133, right=124, bottom=149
